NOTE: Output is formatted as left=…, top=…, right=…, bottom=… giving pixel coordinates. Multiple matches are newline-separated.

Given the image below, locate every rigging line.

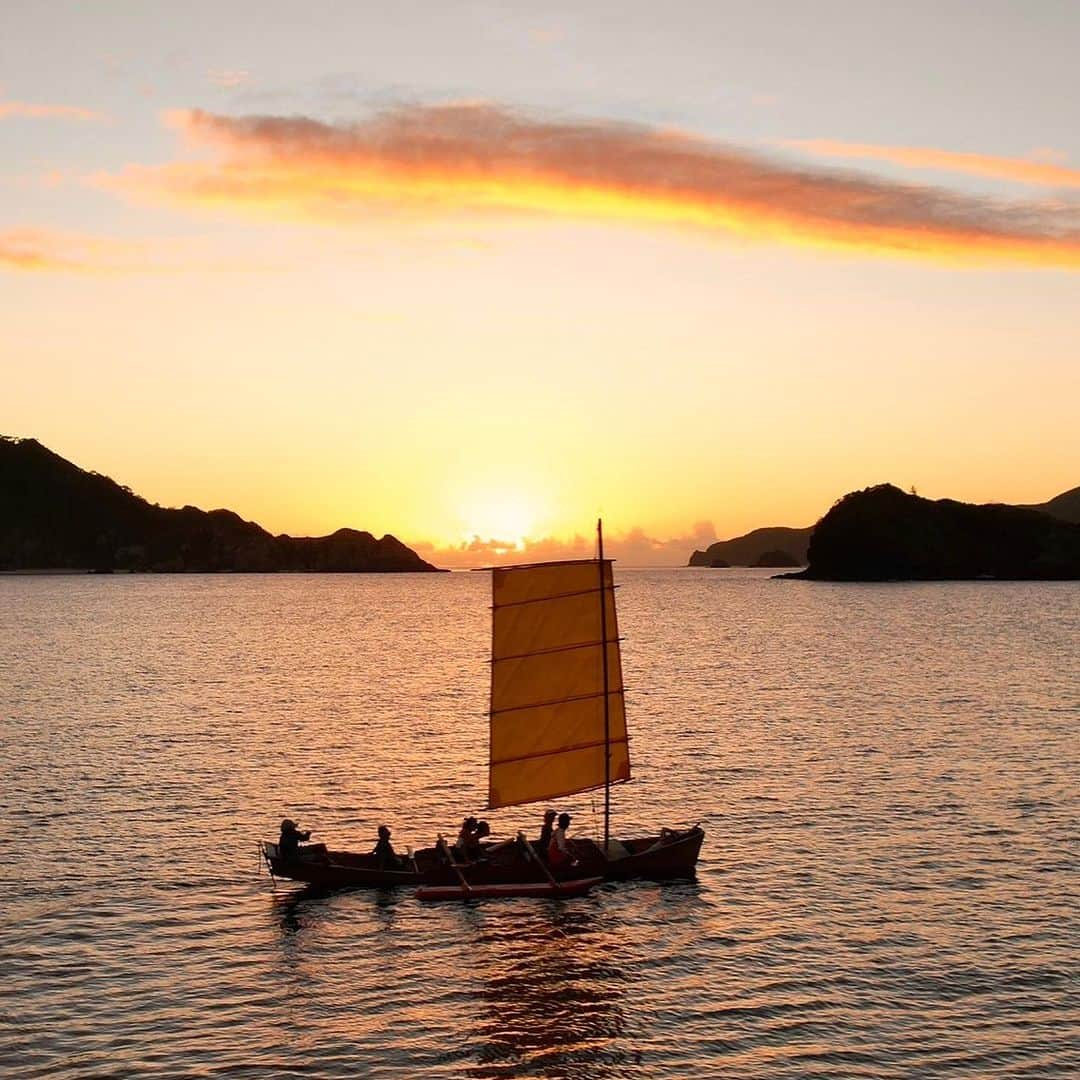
left=598, top=518, right=612, bottom=852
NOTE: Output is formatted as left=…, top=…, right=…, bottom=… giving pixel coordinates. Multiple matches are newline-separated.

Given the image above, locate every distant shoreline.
left=0, top=567, right=449, bottom=576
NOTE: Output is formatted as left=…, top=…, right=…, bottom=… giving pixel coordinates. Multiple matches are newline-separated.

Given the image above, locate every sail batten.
left=487, top=558, right=632, bottom=810
left=491, top=688, right=626, bottom=716
left=492, top=636, right=624, bottom=664
left=489, top=777, right=631, bottom=811
left=493, top=733, right=630, bottom=766
left=493, top=584, right=614, bottom=610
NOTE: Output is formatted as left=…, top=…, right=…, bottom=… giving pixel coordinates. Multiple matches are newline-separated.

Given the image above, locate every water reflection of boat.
left=271, top=883, right=336, bottom=937
left=465, top=907, right=631, bottom=1078
left=262, top=522, right=703, bottom=896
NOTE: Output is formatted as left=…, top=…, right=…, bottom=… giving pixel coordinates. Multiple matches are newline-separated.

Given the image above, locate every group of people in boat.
left=532, top=808, right=576, bottom=868
left=447, top=809, right=577, bottom=867
left=278, top=808, right=578, bottom=870
left=452, top=816, right=492, bottom=860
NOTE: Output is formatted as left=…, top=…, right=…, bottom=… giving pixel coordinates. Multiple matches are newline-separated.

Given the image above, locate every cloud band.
left=88, top=102, right=1080, bottom=268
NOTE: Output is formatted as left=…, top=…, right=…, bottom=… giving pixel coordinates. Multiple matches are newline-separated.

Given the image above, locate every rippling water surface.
left=2, top=570, right=1077, bottom=1078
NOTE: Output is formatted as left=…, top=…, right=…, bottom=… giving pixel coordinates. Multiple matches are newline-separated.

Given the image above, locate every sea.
left=1, top=569, right=1076, bottom=1079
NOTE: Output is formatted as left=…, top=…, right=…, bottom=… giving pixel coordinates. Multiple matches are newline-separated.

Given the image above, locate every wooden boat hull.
left=261, top=826, right=703, bottom=890
left=262, top=843, right=428, bottom=888
left=584, top=825, right=705, bottom=881
left=416, top=877, right=602, bottom=902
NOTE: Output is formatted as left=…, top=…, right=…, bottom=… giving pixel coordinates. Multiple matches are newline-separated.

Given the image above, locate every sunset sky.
left=3, top=2, right=1078, bottom=566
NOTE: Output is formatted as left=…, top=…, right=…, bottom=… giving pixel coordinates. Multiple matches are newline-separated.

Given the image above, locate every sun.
left=460, top=492, right=538, bottom=551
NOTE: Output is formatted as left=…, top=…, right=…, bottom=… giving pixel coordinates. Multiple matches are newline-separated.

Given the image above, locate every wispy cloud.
left=784, top=138, right=1080, bottom=190
left=0, top=226, right=261, bottom=274
left=413, top=521, right=718, bottom=569
left=209, top=70, right=251, bottom=89
left=0, top=228, right=120, bottom=272
left=95, top=103, right=1080, bottom=267
left=0, top=99, right=103, bottom=122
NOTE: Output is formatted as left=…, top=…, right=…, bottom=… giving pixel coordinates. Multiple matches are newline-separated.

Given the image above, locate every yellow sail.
left=488, top=558, right=632, bottom=810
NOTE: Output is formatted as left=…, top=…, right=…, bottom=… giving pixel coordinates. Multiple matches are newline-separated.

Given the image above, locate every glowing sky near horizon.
left=2, top=2, right=1079, bottom=565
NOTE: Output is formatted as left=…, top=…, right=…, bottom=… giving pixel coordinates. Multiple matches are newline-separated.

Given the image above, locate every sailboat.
left=476, top=520, right=703, bottom=878
left=262, top=521, right=704, bottom=895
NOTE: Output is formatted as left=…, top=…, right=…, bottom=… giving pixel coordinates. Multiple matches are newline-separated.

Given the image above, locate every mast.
left=598, top=517, right=611, bottom=851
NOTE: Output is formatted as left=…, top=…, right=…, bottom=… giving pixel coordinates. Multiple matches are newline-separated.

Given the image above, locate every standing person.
left=279, top=818, right=311, bottom=859
left=547, top=813, right=576, bottom=869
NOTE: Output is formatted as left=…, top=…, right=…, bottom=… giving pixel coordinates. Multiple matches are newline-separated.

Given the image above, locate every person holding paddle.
left=453, top=816, right=479, bottom=858
left=461, top=820, right=491, bottom=861
left=547, top=813, right=577, bottom=869
left=536, top=808, right=557, bottom=860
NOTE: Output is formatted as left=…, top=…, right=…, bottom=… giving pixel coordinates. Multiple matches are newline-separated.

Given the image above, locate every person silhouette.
left=548, top=813, right=576, bottom=869
left=279, top=818, right=311, bottom=859
left=372, top=824, right=403, bottom=869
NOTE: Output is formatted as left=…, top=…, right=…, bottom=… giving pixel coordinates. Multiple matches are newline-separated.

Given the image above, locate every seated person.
left=453, top=815, right=479, bottom=858
left=547, top=813, right=577, bottom=869
left=536, top=808, right=557, bottom=858
left=372, top=824, right=404, bottom=869
left=279, top=818, right=311, bottom=859
left=461, top=819, right=491, bottom=861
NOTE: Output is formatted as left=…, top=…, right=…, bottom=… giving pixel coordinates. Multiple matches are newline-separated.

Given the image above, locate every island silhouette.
left=7, top=436, right=1078, bottom=579
left=689, top=526, right=813, bottom=568
left=691, top=483, right=1080, bottom=581
left=1, top=437, right=438, bottom=573
left=789, top=483, right=1080, bottom=580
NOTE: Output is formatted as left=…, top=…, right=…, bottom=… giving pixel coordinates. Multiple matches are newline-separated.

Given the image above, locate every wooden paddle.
left=438, top=835, right=472, bottom=895
left=521, top=833, right=562, bottom=891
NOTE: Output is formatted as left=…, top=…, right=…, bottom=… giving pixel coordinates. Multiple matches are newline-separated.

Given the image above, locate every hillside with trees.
left=788, top=484, right=1080, bottom=581
left=690, top=485, right=1080, bottom=573
left=689, top=526, right=812, bottom=568
left=0, top=437, right=438, bottom=573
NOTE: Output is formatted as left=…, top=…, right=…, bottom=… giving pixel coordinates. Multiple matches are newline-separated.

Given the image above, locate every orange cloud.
left=0, top=100, right=103, bottom=121
left=95, top=103, right=1080, bottom=268
left=413, top=521, right=719, bottom=569
left=0, top=227, right=239, bottom=274
left=785, top=138, right=1080, bottom=189
left=0, top=228, right=103, bottom=271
